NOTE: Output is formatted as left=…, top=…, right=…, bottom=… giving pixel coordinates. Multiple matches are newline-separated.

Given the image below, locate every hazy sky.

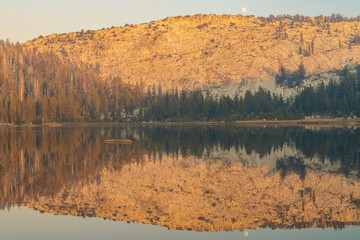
left=1, top=0, right=360, bottom=43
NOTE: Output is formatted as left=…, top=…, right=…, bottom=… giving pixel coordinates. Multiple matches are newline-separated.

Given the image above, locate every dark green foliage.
left=142, top=87, right=289, bottom=121
left=142, top=65, right=360, bottom=121
left=276, top=63, right=306, bottom=88
left=32, top=117, right=42, bottom=125
left=292, top=67, right=360, bottom=117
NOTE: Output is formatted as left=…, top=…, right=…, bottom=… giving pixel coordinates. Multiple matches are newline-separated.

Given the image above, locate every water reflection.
left=0, top=126, right=359, bottom=231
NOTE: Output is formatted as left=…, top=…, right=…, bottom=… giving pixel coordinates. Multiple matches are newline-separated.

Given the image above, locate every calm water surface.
left=0, top=125, right=359, bottom=239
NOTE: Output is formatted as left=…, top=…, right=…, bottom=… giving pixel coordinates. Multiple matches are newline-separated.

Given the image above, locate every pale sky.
left=1, top=0, right=360, bottom=43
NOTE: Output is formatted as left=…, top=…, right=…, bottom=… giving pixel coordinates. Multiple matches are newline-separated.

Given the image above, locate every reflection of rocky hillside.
left=1, top=126, right=359, bottom=209
left=0, top=126, right=359, bottom=231
left=202, top=145, right=356, bottom=178
left=25, top=15, right=360, bottom=96
left=25, top=156, right=360, bottom=231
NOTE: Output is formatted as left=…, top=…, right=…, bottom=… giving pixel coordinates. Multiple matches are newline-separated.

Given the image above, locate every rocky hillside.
left=24, top=14, right=360, bottom=97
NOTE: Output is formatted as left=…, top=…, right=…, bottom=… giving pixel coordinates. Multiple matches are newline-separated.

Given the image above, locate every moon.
left=242, top=7, right=247, bottom=13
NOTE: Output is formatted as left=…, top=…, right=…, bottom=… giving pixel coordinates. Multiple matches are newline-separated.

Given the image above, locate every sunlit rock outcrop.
left=25, top=14, right=360, bottom=97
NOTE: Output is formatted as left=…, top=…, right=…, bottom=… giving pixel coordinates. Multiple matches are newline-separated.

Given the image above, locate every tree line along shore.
left=0, top=41, right=359, bottom=124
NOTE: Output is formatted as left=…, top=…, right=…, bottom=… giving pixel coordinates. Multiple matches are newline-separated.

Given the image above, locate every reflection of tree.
left=138, top=126, right=290, bottom=158
left=135, top=126, right=360, bottom=177
left=0, top=127, right=146, bottom=208
left=276, top=157, right=307, bottom=180
left=0, top=126, right=359, bottom=208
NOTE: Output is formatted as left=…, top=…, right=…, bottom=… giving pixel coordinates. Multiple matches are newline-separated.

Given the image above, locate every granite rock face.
left=25, top=15, right=360, bottom=96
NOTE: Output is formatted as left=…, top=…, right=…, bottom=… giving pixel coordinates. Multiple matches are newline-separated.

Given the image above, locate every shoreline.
left=0, top=118, right=359, bottom=128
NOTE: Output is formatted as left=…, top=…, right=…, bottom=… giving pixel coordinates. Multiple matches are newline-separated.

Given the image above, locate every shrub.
left=353, top=34, right=360, bottom=45
left=32, top=117, right=42, bottom=125
left=196, top=23, right=209, bottom=29
left=15, top=118, right=24, bottom=125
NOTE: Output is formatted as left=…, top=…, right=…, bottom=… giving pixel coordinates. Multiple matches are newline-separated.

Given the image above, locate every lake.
left=0, top=125, right=359, bottom=239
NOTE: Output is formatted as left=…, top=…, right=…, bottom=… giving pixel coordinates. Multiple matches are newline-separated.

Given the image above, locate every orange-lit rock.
left=24, top=14, right=360, bottom=95
left=25, top=156, right=360, bottom=231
